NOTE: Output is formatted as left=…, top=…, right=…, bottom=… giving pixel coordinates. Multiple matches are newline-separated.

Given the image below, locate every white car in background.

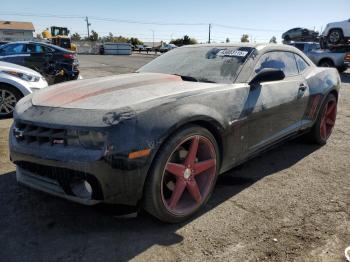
left=159, top=43, right=177, bottom=53
left=322, top=18, right=350, bottom=44
left=0, top=61, right=48, bottom=118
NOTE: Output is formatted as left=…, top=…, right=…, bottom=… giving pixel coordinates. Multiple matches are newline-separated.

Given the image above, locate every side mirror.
left=249, top=68, right=285, bottom=85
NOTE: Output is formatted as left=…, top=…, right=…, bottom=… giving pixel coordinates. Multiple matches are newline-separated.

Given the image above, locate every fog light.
left=71, top=180, right=93, bottom=199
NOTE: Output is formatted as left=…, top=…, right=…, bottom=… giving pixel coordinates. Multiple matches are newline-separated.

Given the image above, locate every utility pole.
left=208, top=23, right=211, bottom=43
left=85, top=16, right=91, bottom=38
left=150, top=29, right=155, bottom=49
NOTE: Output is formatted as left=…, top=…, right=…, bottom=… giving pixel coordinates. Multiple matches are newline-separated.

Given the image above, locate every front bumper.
left=16, top=167, right=100, bottom=205
left=10, top=123, right=151, bottom=206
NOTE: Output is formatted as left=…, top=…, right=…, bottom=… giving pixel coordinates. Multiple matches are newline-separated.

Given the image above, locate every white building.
left=0, top=21, right=34, bottom=41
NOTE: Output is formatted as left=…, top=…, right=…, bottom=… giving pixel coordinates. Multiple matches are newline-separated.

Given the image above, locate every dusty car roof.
left=177, top=43, right=300, bottom=51
left=182, top=43, right=265, bottom=48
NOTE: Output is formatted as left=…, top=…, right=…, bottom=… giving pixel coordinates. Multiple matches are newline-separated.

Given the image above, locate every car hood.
left=0, top=61, right=42, bottom=77
left=32, top=73, right=221, bottom=110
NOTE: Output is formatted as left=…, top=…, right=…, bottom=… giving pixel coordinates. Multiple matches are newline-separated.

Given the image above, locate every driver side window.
left=254, top=51, right=298, bottom=77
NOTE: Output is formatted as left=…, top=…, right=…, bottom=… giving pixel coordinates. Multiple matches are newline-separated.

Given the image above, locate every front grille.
left=14, top=121, right=70, bottom=146
left=17, top=161, right=103, bottom=200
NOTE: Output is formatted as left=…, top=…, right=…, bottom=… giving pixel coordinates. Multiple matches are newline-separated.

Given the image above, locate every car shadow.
left=340, top=71, right=350, bottom=84
left=0, top=137, right=320, bottom=262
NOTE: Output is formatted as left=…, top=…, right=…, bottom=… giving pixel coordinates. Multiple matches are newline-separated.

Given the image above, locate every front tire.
left=143, top=125, right=220, bottom=223
left=328, top=29, right=343, bottom=44
left=0, top=85, right=22, bottom=118
left=309, top=94, right=337, bottom=145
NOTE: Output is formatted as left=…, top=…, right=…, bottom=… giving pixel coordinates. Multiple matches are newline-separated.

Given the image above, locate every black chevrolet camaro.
left=9, top=43, right=340, bottom=223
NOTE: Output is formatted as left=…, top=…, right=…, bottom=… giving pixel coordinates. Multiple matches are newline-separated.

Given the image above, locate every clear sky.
left=1, top=0, right=349, bottom=43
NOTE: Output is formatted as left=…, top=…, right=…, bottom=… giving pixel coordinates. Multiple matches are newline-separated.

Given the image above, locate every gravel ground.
left=0, top=55, right=349, bottom=262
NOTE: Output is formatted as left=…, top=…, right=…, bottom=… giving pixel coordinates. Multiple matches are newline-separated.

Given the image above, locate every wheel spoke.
left=326, top=118, right=335, bottom=126
left=321, top=121, right=327, bottom=139
left=3, top=105, right=10, bottom=113
left=193, top=159, right=216, bottom=176
left=186, top=179, right=202, bottom=203
left=326, top=103, right=336, bottom=117
left=166, top=162, right=186, bottom=177
left=184, top=136, right=199, bottom=167
left=169, top=179, right=186, bottom=209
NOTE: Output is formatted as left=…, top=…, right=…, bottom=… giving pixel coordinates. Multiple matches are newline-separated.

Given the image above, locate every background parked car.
left=0, top=61, right=48, bottom=118
left=134, top=45, right=146, bottom=51
left=0, top=41, right=9, bottom=47
left=321, top=18, right=350, bottom=45
left=282, top=28, right=319, bottom=42
left=287, top=41, right=350, bottom=72
left=159, top=44, right=177, bottom=53
left=0, top=41, right=79, bottom=84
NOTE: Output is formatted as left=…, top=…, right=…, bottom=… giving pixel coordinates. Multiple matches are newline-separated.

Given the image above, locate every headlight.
left=3, top=70, right=40, bottom=82
left=78, top=130, right=106, bottom=149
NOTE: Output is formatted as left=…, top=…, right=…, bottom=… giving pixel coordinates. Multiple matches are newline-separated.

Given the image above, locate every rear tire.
left=143, top=125, right=220, bottom=223
left=0, top=84, right=23, bottom=118
left=319, top=59, right=334, bottom=68
left=308, top=94, right=337, bottom=145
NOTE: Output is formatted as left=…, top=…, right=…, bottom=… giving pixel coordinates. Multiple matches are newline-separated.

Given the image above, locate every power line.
left=0, top=12, right=83, bottom=19
left=0, top=12, right=206, bottom=26
left=213, top=23, right=284, bottom=33
left=89, top=16, right=206, bottom=26
left=0, top=12, right=285, bottom=32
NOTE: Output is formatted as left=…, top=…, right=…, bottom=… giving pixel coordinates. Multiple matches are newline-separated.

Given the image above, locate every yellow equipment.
left=42, top=26, right=77, bottom=52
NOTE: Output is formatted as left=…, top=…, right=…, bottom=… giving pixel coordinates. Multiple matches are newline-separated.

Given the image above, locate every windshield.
left=138, top=46, right=253, bottom=84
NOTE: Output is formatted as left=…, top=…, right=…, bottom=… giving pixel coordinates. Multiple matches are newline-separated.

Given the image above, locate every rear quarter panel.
left=303, top=66, right=341, bottom=125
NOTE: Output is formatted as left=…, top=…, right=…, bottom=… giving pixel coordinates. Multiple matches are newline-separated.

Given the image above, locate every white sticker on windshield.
left=217, top=50, right=248, bottom=57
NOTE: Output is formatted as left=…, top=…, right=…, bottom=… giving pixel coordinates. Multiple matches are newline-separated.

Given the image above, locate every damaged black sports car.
left=9, top=43, right=340, bottom=223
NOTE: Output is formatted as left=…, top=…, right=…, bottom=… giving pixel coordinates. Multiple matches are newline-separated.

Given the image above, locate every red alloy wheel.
left=161, top=135, right=217, bottom=215
left=320, top=99, right=337, bottom=140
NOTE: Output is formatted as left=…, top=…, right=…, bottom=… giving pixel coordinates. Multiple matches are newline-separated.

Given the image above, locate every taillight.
left=63, top=53, right=75, bottom=59
left=345, top=53, right=350, bottom=61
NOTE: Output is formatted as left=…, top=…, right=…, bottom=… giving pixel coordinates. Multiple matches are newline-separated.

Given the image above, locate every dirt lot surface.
left=0, top=55, right=349, bottom=262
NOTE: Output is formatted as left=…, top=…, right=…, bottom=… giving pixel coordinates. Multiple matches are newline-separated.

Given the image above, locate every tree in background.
left=129, top=37, right=143, bottom=46
left=170, top=35, right=198, bottom=46
left=269, top=36, right=277, bottom=43
left=100, top=33, right=142, bottom=45
left=71, top=32, right=81, bottom=41
left=113, top=35, right=129, bottom=43
left=226, top=38, right=230, bottom=43
left=104, top=32, right=114, bottom=42
left=88, top=30, right=99, bottom=41
left=241, top=34, right=249, bottom=43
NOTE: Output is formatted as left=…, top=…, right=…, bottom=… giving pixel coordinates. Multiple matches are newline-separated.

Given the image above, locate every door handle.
left=299, top=84, right=307, bottom=92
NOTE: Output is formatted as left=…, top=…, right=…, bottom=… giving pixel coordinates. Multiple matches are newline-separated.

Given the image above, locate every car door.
left=0, top=43, right=27, bottom=66
left=246, top=51, right=309, bottom=153
left=23, top=43, right=47, bottom=72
